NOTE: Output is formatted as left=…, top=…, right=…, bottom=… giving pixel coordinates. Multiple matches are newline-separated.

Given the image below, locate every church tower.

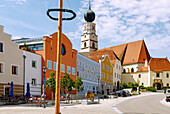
left=81, top=2, right=98, bottom=52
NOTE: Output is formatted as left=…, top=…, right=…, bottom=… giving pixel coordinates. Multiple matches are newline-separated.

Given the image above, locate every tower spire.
left=89, top=0, right=91, bottom=10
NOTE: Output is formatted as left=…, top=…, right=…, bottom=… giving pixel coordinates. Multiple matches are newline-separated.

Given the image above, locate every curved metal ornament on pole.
left=46, top=0, right=76, bottom=113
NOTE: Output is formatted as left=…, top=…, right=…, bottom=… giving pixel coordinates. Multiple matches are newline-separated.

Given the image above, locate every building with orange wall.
left=13, top=32, right=77, bottom=99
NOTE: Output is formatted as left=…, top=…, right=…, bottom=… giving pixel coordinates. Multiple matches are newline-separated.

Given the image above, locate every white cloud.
left=7, top=0, right=28, bottom=4
left=67, top=0, right=170, bottom=51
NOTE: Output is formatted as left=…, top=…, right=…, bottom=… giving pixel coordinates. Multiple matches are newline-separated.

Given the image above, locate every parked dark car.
left=121, top=90, right=128, bottom=97
left=99, top=95, right=109, bottom=99
left=116, top=91, right=122, bottom=97
left=124, top=90, right=130, bottom=96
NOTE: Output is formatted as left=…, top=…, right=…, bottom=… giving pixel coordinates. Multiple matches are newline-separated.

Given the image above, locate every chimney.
left=145, top=59, right=148, bottom=67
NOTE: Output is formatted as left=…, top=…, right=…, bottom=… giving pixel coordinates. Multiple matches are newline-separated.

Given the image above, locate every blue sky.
left=0, top=0, right=170, bottom=59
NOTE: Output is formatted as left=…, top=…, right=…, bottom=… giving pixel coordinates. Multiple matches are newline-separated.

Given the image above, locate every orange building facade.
left=35, top=33, right=77, bottom=99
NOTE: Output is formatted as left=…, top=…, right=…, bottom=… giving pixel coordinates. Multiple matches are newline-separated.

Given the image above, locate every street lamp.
left=42, top=66, right=47, bottom=108
left=97, top=76, right=100, bottom=103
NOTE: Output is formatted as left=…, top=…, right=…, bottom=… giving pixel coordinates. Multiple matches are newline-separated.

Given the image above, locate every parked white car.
left=123, top=88, right=133, bottom=96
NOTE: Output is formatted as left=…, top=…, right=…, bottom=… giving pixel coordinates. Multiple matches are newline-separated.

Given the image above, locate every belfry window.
left=92, top=42, right=95, bottom=48
left=84, top=42, right=86, bottom=48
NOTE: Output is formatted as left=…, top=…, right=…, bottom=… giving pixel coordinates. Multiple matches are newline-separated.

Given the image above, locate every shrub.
left=140, top=85, right=145, bottom=89
left=146, top=87, right=156, bottom=92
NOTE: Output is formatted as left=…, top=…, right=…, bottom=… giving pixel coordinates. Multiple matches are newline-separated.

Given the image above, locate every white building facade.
left=23, top=51, right=42, bottom=97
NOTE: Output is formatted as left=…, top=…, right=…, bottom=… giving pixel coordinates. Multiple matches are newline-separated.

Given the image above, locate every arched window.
left=84, top=42, right=86, bottom=48
left=167, top=73, right=169, bottom=78
left=123, top=69, right=126, bottom=73
left=131, top=68, right=134, bottom=72
left=139, top=74, right=141, bottom=78
left=92, top=42, right=95, bottom=48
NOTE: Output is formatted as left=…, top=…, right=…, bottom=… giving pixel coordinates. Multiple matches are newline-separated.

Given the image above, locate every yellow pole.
left=55, top=0, right=62, bottom=113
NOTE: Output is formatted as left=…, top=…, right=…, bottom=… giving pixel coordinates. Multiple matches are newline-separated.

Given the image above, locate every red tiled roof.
left=89, top=49, right=117, bottom=65
left=89, top=40, right=151, bottom=65
left=137, top=65, right=149, bottom=72
left=149, top=58, right=170, bottom=72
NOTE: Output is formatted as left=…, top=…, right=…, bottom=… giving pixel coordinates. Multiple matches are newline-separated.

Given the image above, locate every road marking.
left=112, top=107, right=123, bottom=114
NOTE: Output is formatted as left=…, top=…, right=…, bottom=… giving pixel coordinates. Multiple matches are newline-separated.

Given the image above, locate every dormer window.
left=156, top=73, right=160, bottom=77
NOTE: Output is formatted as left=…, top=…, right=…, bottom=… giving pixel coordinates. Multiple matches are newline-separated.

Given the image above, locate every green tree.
left=128, top=82, right=134, bottom=88
left=60, top=72, right=75, bottom=103
left=122, top=82, right=128, bottom=88
left=75, top=77, right=83, bottom=102
left=80, top=85, right=84, bottom=100
left=45, top=71, right=56, bottom=105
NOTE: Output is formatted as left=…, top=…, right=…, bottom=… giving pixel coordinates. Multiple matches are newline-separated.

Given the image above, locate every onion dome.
left=84, top=3, right=95, bottom=22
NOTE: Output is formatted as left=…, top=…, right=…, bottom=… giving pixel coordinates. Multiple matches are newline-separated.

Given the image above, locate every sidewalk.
left=0, top=92, right=161, bottom=114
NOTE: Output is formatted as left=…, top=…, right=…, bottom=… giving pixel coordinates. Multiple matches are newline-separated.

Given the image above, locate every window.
left=131, top=68, right=134, bottom=72
left=92, top=42, right=95, bottom=48
left=103, top=73, right=105, bottom=79
left=83, top=73, right=85, bottom=78
left=139, top=74, right=141, bottom=78
left=117, top=74, right=118, bottom=78
left=167, top=73, right=169, bottom=78
left=119, top=66, right=120, bottom=70
left=0, top=42, right=3, bottom=52
left=87, top=64, right=88, bottom=69
left=77, top=71, right=79, bottom=77
left=93, top=75, right=95, bottom=81
left=32, top=78, right=36, bottom=86
left=106, top=65, right=109, bottom=71
left=80, top=61, right=82, bottom=66
left=167, top=83, right=169, bottom=87
left=110, top=67, right=112, bottom=72
left=12, top=65, right=18, bottom=75
left=103, top=63, right=105, bottom=70
left=107, top=74, right=109, bottom=80
left=61, top=64, right=65, bottom=73
left=93, top=66, right=95, bottom=71
left=90, top=65, right=91, bottom=70
left=0, top=63, right=3, bottom=73
left=87, top=85, right=89, bottom=90
left=67, top=66, right=71, bottom=74
left=84, top=42, right=86, bottom=48
left=116, top=64, right=118, bottom=69
left=110, top=75, right=112, bottom=81
left=89, top=74, right=91, bottom=80
left=32, top=61, right=36, bottom=68
left=96, top=67, right=98, bottom=72
left=87, top=74, right=89, bottom=79
left=156, top=73, right=160, bottom=77
left=72, top=67, right=75, bottom=75
left=123, top=69, right=126, bottom=73
left=115, top=73, right=116, bottom=77
left=47, top=60, right=52, bottom=70
left=83, top=62, right=85, bottom=67
left=80, top=72, right=82, bottom=77
left=61, top=44, right=66, bottom=55
left=54, top=62, right=56, bottom=71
